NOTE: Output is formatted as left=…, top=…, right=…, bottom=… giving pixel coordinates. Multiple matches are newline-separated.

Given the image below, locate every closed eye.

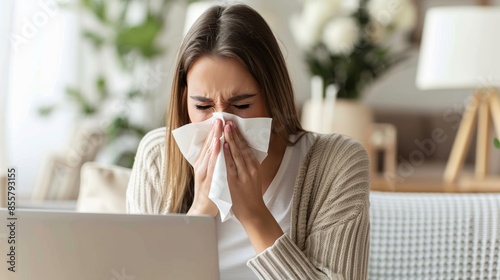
left=233, top=104, right=250, bottom=110
left=195, top=105, right=212, bottom=111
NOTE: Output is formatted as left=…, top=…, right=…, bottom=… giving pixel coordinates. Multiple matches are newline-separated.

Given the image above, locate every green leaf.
left=66, top=87, right=85, bottom=103
left=83, top=30, right=105, bottom=49
left=106, top=117, right=124, bottom=141
left=96, top=75, right=108, bottom=100
left=128, top=124, right=147, bottom=138
left=127, top=89, right=142, bottom=99
left=115, top=46, right=130, bottom=70
left=106, top=115, right=147, bottom=146
left=118, top=0, right=131, bottom=25
left=80, top=0, right=107, bottom=23
left=66, top=87, right=86, bottom=104
left=80, top=0, right=92, bottom=9
left=494, top=138, right=500, bottom=149
left=115, top=16, right=162, bottom=58
left=83, top=106, right=97, bottom=115
left=38, top=105, right=57, bottom=117
left=97, top=0, right=107, bottom=23
left=115, top=150, right=136, bottom=168
left=66, top=87, right=96, bottom=116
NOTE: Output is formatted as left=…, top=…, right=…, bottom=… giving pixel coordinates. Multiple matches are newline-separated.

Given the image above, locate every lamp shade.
left=416, top=7, right=500, bottom=90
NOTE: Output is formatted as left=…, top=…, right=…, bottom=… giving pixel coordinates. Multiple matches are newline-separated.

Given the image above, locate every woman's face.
left=186, top=56, right=269, bottom=123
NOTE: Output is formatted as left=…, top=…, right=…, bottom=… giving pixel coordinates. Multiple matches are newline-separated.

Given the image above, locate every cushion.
left=77, top=162, right=131, bottom=213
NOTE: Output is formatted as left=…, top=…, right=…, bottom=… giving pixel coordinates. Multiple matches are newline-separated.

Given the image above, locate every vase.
left=302, top=99, right=373, bottom=142
left=327, top=99, right=374, bottom=143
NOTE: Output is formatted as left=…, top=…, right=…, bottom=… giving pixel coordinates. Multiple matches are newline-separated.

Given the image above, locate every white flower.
left=367, top=0, right=398, bottom=27
left=367, top=0, right=416, bottom=30
left=393, top=0, right=417, bottom=31
left=290, top=14, right=320, bottom=50
left=365, top=21, right=387, bottom=44
left=322, top=17, right=360, bottom=55
left=290, top=0, right=342, bottom=50
left=340, top=0, right=360, bottom=15
left=302, top=0, right=342, bottom=26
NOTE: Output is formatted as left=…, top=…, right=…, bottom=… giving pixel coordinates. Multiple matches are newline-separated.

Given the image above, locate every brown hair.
left=165, top=3, right=304, bottom=213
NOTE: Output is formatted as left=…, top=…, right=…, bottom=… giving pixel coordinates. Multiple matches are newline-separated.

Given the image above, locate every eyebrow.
left=189, top=93, right=257, bottom=103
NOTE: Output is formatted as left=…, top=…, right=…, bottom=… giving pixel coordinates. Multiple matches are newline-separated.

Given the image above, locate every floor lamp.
left=417, top=7, right=500, bottom=191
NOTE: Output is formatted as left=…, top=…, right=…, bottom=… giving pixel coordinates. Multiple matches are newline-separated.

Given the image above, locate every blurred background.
left=1, top=0, right=500, bottom=203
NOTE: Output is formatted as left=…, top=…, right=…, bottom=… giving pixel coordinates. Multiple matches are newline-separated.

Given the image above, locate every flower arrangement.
left=290, top=0, right=417, bottom=99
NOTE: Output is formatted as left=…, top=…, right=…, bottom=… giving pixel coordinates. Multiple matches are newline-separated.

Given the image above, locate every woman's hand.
left=222, top=121, right=266, bottom=220
left=187, top=119, right=223, bottom=217
left=223, top=121, right=284, bottom=253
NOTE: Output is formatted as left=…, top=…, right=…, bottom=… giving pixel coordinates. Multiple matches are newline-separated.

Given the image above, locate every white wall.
left=363, top=50, right=474, bottom=113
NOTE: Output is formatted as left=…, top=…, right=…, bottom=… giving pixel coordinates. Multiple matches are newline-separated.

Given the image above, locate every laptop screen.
left=0, top=209, right=219, bottom=280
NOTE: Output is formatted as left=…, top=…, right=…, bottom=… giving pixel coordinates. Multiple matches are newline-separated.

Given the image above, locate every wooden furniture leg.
left=490, top=91, right=500, bottom=138
left=476, top=96, right=490, bottom=179
left=443, top=92, right=480, bottom=188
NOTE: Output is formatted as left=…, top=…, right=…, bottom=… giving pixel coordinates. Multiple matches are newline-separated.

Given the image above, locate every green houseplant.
left=39, top=0, right=197, bottom=167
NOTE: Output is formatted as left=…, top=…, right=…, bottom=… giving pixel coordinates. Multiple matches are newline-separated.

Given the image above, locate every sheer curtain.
left=0, top=1, right=15, bottom=172
left=5, top=0, right=80, bottom=199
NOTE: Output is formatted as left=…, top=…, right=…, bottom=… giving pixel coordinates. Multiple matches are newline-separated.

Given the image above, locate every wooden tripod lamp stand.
left=417, top=7, right=500, bottom=191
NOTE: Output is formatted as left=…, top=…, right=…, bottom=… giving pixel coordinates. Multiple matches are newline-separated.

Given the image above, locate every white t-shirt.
left=217, top=133, right=317, bottom=279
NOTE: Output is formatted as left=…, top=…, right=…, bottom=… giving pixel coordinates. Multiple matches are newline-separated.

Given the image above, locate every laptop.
left=0, top=209, right=219, bottom=280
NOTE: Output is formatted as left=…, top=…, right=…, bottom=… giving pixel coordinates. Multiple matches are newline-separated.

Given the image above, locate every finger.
left=197, top=136, right=217, bottom=178
left=195, top=121, right=215, bottom=163
left=195, top=119, right=220, bottom=164
left=227, top=121, right=256, bottom=166
left=206, top=135, right=220, bottom=179
left=223, top=142, right=237, bottom=177
left=224, top=121, right=247, bottom=169
left=203, top=119, right=222, bottom=170
left=213, top=118, right=223, bottom=139
left=231, top=122, right=248, bottom=150
left=232, top=122, right=260, bottom=167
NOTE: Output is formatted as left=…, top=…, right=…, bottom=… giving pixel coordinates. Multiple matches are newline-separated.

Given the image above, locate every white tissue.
left=172, top=112, right=272, bottom=222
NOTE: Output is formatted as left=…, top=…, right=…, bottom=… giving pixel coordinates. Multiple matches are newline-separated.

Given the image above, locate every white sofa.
left=369, top=192, right=500, bottom=279
left=76, top=164, right=500, bottom=278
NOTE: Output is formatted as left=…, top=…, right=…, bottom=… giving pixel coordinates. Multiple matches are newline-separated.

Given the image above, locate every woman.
left=127, top=3, right=369, bottom=279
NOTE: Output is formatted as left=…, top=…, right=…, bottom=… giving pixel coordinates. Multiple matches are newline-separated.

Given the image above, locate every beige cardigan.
left=126, top=128, right=370, bottom=279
